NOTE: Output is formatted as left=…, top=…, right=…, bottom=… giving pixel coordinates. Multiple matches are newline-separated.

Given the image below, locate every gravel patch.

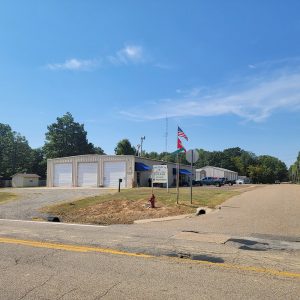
left=0, top=188, right=114, bottom=221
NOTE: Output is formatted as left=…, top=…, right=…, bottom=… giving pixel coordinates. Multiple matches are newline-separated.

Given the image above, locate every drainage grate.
left=47, top=216, right=60, bottom=222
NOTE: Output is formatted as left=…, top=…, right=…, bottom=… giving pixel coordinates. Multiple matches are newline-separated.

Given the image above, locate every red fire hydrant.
left=149, top=194, right=156, bottom=208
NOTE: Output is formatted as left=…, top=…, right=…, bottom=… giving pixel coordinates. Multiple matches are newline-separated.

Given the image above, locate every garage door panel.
left=54, top=163, right=72, bottom=187
left=104, top=162, right=126, bottom=188
left=78, top=163, right=98, bottom=187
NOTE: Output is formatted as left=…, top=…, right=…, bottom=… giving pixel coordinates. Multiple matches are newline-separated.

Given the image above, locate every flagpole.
left=176, top=152, right=179, bottom=204
left=176, top=125, right=188, bottom=204
left=176, top=125, right=179, bottom=204
left=190, top=150, right=193, bottom=204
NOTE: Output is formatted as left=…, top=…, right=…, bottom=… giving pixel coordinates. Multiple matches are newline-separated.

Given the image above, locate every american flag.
left=178, top=126, right=188, bottom=141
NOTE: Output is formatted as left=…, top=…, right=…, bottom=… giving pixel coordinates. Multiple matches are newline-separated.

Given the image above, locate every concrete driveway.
left=0, top=187, right=114, bottom=220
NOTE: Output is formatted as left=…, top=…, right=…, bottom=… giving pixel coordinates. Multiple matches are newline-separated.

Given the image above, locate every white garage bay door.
left=53, top=163, right=72, bottom=187
left=103, top=161, right=126, bottom=188
left=78, top=163, right=98, bottom=187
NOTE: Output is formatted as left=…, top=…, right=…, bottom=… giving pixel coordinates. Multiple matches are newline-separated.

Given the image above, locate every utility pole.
left=140, top=136, right=145, bottom=157
left=136, top=144, right=141, bottom=156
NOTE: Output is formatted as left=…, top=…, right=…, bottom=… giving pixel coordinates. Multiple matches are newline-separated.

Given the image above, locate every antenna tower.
left=165, top=114, right=168, bottom=153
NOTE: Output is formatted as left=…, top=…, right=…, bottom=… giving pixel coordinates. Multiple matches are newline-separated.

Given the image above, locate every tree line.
left=0, top=112, right=291, bottom=183
left=0, top=113, right=104, bottom=179
left=141, top=147, right=288, bottom=184
left=289, top=152, right=300, bottom=183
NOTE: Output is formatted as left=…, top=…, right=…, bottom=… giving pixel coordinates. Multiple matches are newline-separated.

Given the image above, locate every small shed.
left=12, top=173, right=40, bottom=188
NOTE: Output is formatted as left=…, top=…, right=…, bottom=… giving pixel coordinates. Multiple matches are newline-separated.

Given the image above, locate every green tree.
left=207, top=151, right=224, bottom=168
left=247, top=165, right=264, bottom=183
left=255, top=155, right=288, bottom=183
left=114, top=139, right=136, bottom=155
left=240, top=151, right=257, bottom=175
left=232, top=156, right=244, bottom=174
left=30, top=148, right=47, bottom=178
left=44, top=112, right=103, bottom=159
left=93, top=147, right=105, bottom=155
left=158, top=152, right=176, bottom=163
left=0, top=124, right=32, bottom=177
left=288, top=151, right=300, bottom=183
left=221, top=147, right=242, bottom=171
left=0, top=124, right=14, bottom=177
left=195, top=149, right=210, bottom=168
left=144, top=151, right=159, bottom=160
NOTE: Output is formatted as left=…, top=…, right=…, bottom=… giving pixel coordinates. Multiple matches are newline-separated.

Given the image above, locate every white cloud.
left=120, top=67, right=300, bottom=122
left=47, top=58, right=98, bottom=71
left=46, top=44, right=151, bottom=71
left=108, top=45, right=145, bottom=65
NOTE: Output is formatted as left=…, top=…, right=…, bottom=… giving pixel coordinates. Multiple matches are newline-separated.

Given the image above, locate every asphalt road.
left=0, top=241, right=298, bottom=300
left=0, top=184, right=299, bottom=299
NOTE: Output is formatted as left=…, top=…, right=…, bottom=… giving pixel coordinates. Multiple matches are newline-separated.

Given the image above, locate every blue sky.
left=0, top=1, right=300, bottom=166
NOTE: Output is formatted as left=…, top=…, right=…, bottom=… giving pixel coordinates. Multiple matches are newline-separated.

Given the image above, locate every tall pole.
left=151, top=172, right=154, bottom=194
left=190, top=150, right=193, bottom=204
left=165, top=114, right=168, bottom=153
left=136, top=144, right=141, bottom=156
left=140, top=136, right=145, bottom=157
left=176, top=153, right=180, bottom=204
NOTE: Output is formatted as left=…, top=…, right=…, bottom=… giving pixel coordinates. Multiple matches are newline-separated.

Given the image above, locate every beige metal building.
left=47, top=155, right=193, bottom=188
left=12, top=173, right=40, bottom=188
left=195, top=166, right=238, bottom=181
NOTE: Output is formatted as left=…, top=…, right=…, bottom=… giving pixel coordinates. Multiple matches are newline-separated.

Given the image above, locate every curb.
left=134, top=214, right=192, bottom=224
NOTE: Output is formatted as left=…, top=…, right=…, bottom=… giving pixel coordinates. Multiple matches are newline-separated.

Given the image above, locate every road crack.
left=17, top=274, right=54, bottom=300
left=94, top=281, right=122, bottom=299
left=58, top=287, right=78, bottom=299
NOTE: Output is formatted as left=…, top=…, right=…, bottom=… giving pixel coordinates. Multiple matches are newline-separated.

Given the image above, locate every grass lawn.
left=42, top=186, right=245, bottom=225
left=0, top=192, right=17, bottom=204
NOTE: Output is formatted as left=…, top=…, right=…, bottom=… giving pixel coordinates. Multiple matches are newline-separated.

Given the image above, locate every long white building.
left=195, top=166, right=238, bottom=181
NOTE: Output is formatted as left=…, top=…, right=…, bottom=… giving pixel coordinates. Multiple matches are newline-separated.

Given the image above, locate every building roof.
left=196, top=166, right=238, bottom=173
left=12, top=173, right=40, bottom=178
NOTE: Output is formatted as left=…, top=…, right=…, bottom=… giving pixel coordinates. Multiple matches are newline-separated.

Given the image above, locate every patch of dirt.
left=59, top=199, right=193, bottom=225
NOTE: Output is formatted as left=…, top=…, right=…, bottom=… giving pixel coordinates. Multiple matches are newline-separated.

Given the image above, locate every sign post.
left=186, top=149, right=199, bottom=204
left=152, top=165, right=169, bottom=193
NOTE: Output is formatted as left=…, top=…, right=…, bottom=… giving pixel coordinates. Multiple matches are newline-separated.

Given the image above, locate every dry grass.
left=0, top=192, right=17, bottom=204
left=42, top=186, right=245, bottom=225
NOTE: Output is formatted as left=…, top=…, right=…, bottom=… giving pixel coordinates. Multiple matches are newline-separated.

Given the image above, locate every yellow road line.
left=0, top=237, right=152, bottom=258
left=175, top=258, right=300, bottom=279
left=0, top=237, right=299, bottom=279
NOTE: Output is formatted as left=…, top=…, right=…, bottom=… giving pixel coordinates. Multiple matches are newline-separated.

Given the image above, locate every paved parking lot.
left=0, top=188, right=114, bottom=220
